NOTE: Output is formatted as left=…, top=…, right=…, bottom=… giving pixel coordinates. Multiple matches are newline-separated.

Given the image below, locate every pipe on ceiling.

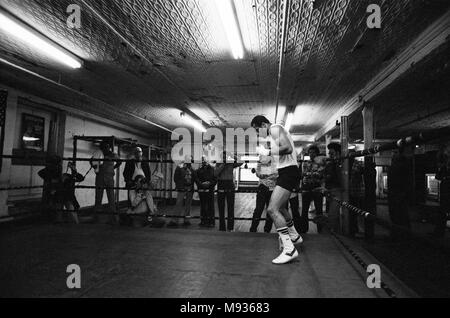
left=274, top=0, right=290, bottom=123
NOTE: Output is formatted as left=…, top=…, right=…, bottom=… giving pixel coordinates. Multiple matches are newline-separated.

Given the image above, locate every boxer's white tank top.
left=270, top=124, right=298, bottom=170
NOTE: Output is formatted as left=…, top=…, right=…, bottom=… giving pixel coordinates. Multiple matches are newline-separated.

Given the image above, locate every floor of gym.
left=0, top=192, right=418, bottom=298
left=0, top=224, right=417, bottom=298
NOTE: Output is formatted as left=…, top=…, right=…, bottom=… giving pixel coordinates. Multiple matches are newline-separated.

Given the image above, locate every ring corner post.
left=362, top=104, right=376, bottom=240
left=340, top=115, right=350, bottom=236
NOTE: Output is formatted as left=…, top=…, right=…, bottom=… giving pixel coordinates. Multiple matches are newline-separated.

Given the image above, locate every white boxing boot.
left=273, top=228, right=299, bottom=265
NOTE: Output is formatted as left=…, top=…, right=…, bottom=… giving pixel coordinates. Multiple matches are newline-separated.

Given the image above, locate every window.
left=12, top=98, right=56, bottom=166
left=21, top=113, right=45, bottom=152
left=383, top=174, right=388, bottom=191
left=426, top=174, right=440, bottom=199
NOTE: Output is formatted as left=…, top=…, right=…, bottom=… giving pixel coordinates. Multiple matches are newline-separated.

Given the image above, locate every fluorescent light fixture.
left=23, top=137, right=40, bottom=142
left=215, top=0, right=244, bottom=59
left=181, top=113, right=207, bottom=133
left=285, top=112, right=294, bottom=132
left=0, top=11, right=82, bottom=69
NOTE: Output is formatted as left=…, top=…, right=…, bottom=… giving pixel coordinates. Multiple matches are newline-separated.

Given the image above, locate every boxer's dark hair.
left=251, top=115, right=270, bottom=128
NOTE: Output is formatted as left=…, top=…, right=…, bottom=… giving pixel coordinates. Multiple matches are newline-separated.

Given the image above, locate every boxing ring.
left=0, top=128, right=448, bottom=298
left=0, top=223, right=416, bottom=298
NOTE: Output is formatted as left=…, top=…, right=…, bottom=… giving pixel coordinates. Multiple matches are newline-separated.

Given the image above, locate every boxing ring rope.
left=2, top=180, right=444, bottom=248
left=0, top=185, right=44, bottom=191
left=4, top=179, right=445, bottom=256
left=0, top=180, right=445, bottom=232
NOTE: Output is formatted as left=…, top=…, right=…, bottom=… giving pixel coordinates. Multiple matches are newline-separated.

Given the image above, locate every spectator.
left=60, top=161, right=85, bottom=224
left=195, top=156, right=217, bottom=228
left=388, top=146, right=413, bottom=240
left=123, top=147, right=151, bottom=188
left=123, top=146, right=152, bottom=216
left=286, top=193, right=302, bottom=233
left=122, top=175, right=165, bottom=227
left=215, top=151, right=243, bottom=232
left=301, top=145, right=326, bottom=233
left=325, top=143, right=343, bottom=233
left=38, top=155, right=63, bottom=223
left=433, top=146, right=449, bottom=238
left=171, top=155, right=195, bottom=227
left=90, top=142, right=121, bottom=224
left=250, top=155, right=277, bottom=233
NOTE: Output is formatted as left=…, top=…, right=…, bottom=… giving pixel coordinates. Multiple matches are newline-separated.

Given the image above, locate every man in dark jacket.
left=38, top=155, right=63, bottom=223
left=195, top=156, right=217, bottom=227
left=172, top=156, right=195, bottom=227
left=301, top=145, right=326, bottom=233
left=60, top=162, right=85, bottom=224
left=215, top=151, right=243, bottom=232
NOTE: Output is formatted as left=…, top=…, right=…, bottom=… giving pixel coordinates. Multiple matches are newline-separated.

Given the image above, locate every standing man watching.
left=301, top=145, right=326, bottom=233
left=172, top=155, right=195, bottom=227
left=215, top=151, right=243, bottom=232
left=91, top=142, right=121, bottom=224
left=251, top=116, right=303, bottom=265
left=249, top=155, right=277, bottom=233
left=195, top=156, right=217, bottom=228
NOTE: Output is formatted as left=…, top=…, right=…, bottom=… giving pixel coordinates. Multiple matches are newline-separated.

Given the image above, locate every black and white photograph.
left=0, top=0, right=449, bottom=304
